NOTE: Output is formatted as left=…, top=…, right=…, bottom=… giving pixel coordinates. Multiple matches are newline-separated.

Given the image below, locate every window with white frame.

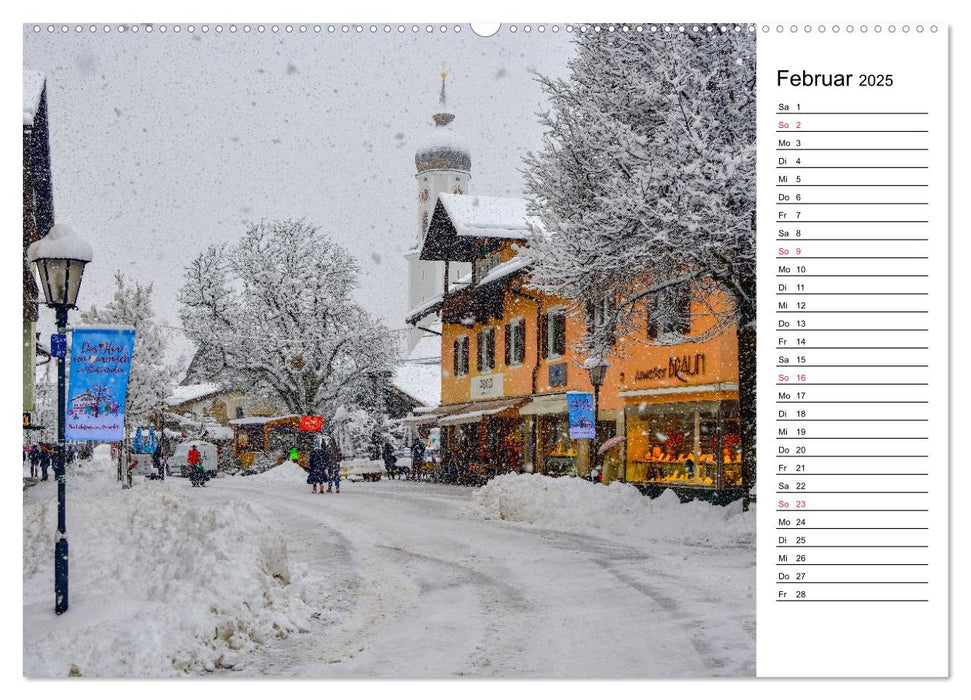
left=542, top=308, right=567, bottom=359
left=504, top=317, right=526, bottom=366
left=453, top=335, right=469, bottom=376
left=476, top=327, right=496, bottom=372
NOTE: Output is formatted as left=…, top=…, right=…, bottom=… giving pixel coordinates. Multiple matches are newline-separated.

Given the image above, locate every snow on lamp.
left=585, top=357, right=609, bottom=387
left=27, top=224, right=94, bottom=309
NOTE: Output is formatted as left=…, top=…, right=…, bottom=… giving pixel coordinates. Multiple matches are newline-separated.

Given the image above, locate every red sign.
left=299, top=415, right=323, bottom=432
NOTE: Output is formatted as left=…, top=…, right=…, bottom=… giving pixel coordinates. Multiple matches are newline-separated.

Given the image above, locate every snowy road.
left=199, top=476, right=755, bottom=678
left=23, top=453, right=754, bottom=678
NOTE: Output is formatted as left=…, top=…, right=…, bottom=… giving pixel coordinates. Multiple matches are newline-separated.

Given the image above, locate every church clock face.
left=419, top=188, right=429, bottom=203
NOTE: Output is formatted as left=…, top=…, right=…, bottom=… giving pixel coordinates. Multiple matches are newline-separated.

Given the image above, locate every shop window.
left=624, top=401, right=744, bottom=489
left=504, top=318, right=526, bottom=366
left=539, top=414, right=577, bottom=476
left=476, top=327, right=496, bottom=372
left=453, top=336, right=469, bottom=377
left=646, top=284, right=691, bottom=339
left=541, top=308, right=567, bottom=359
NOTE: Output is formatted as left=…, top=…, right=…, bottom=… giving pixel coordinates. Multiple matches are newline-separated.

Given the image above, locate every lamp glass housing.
left=35, top=257, right=87, bottom=308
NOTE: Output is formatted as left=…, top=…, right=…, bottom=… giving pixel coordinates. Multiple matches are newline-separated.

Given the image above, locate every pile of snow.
left=470, top=473, right=754, bottom=548
left=244, top=460, right=307, bottom=484
left=23, top=446, right=329, bottom=677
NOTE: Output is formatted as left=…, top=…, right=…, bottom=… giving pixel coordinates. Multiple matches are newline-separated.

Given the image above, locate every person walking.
left=288, top=446, right=299, bottom=464
left=28, top=446, right=40, bottom=479
left=152, top=445, right=164, bottom=481
left=410, top=436, right=425, bottom=481
left=307, top=445, right=327, bottom=494
left=40, top=445, right=51, bottom=481
left=187, top=444, right=206, bottom=487
left=382, top=441, right=397, bottom=480
left=325, top=434, right=342, bottom=493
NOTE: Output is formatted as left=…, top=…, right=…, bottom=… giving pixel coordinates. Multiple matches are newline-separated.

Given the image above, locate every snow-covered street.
left=23, top=448, right=754, bottom=678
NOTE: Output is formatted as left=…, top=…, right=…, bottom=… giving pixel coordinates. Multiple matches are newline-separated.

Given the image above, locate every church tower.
left=405, top=69, right=472, bottom=356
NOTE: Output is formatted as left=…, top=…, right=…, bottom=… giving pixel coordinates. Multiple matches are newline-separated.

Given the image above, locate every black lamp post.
left=27, top=223, right=93, bottom=616
left=586, top=358, right=608, bottom=479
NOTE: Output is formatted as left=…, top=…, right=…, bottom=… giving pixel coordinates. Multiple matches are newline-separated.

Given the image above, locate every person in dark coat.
left=410, top=437, right=425, bottom=480
left=29, top=446, right=40, bottom=478
left=307, top=446, right=327, bottom=494
left=152, top=445, right=164, bottom=480
left=40, top=446, right=51, bottom=481
left=325, top=434, right=342, bottom=493
left=382, top=442, right=397, bottom=480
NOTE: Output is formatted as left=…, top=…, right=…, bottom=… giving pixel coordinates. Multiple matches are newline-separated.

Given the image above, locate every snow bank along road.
left=23, top=457, right=754, bottom=678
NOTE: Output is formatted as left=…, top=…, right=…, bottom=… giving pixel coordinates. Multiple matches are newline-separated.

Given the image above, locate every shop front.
left=519, top=393, right=618, bottom=477
left=621, top=387, right=744, bottom=504
left=437, top=397, right=526, bottom=478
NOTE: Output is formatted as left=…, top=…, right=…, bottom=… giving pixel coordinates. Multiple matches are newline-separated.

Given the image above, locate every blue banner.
left=567, top=391, right=595, bottom=440
left=65, top=327, right=136, bottom=441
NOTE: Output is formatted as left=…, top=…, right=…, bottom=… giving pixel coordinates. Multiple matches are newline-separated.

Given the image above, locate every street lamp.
left=585, top=357, right=609, bottom=480
left=27, top=223, right=93, bottom=616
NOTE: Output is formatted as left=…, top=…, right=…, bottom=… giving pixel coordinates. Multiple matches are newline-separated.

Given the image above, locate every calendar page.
left=18, top=14, right=950, bottom=686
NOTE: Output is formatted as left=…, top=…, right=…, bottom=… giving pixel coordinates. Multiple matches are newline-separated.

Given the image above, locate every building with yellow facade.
left=409, top=192, right=745, bottom=501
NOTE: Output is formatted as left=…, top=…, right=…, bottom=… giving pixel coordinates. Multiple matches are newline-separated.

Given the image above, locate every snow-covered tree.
left=522, top=27, right=756, bottom=503
left=178, top=219, right=399, bottom=418
left=82, top=272, right=174, bottom=444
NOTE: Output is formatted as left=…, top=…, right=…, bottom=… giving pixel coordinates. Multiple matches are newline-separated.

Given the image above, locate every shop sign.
left=567, top=392, right=595, bottom=439
left=299, top=415, right=323, bottom=431
left=635, top=353, right=706, bottom=384
left=549, top=363, right=567, bottom=387
left=471, top=372, right=504, bottom=400
left=65, top=326, right=136, bottom=441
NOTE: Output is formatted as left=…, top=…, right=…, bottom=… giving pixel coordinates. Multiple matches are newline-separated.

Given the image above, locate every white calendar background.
left=756, top=25, right=948, bottom=677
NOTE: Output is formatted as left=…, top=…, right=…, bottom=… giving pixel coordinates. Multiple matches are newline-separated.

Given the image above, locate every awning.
left=401, top=412, right=442, bottom=426
left=518, top=393, right=568, bottom=416
left=438, top=397, right=527, bottom=426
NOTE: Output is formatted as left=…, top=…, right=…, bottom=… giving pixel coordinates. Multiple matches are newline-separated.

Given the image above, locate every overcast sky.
left=23, top=24, right=576, bottom=366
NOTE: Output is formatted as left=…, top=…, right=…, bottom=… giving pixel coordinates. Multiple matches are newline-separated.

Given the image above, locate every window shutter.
left=515, top=321, right=526, bottom=364
left=453, top=338, right=460, bottom=375
left=461, top=338, right=468, bottom=376
left=541, top=312, right=549, bottom=359
left=476, top=332, right=482, bottom=372
left=487, top=328, right=495, bottom=370
left=554, top=312, right=566, bottom=356
left=504, top=323, right=511, bottom=366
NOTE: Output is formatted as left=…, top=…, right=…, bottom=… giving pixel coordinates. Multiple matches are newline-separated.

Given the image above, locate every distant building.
left=165, top=382, right=277, bottom=425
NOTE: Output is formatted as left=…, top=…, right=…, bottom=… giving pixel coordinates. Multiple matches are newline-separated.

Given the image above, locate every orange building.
left=411, top=194, right=744, bottom=499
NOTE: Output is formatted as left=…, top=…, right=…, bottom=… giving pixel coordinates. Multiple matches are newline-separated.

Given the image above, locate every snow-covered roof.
left=476, top=253, right=531, bottom=287
left=405, top=293, right=444, bottom=325
left=407, top=329, right=443, bottom=364
left=438, top=194, right=537, bottom=240
left=202, top=425, right=235, bottom=441
left=392, top=362, right=441, bottom=408
left=228, top=414, right=301, bottom=426
left=23, top=70, right=46, bottom=127
left=165, top=382, right=221, bottom=407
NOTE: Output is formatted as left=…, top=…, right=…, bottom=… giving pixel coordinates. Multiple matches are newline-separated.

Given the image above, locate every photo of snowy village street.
left=22, top=23, right=756, bottom=678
